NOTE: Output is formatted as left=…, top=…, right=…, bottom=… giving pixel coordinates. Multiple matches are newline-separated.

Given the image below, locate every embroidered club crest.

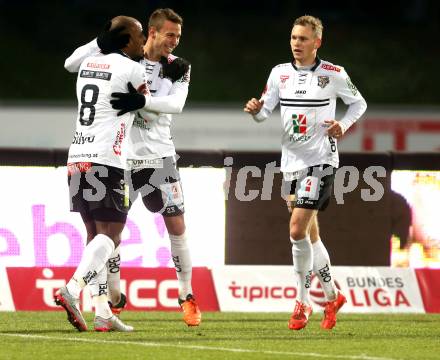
left=317, top=76, right=330, bottom=89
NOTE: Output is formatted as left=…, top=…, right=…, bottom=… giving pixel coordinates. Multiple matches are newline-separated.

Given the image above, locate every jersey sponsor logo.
left=295, top=90, right=306, bottom=95
left=289, top=113, right=312, bottom=142
left=86, top=62, right=110, bottom=69
left=133, top=116, right=150, bottom=130
left=317, top=76, right=330, bottom=88
left=280, top=75, right=290, bottom=83
left=80, top=70, right=112, bottom=81
left=113, top=123, right=126, bottom=156
left=67, top=162, right=92, bottom=176
left=321, top=64, right=341, bottom=72
left=346, top=77, right=358, bottom=96
left=71, top=131, right=95, bottom=145
left=328, top=136, right=337, bottom=152
left=292, top=114, right=307, bottom=134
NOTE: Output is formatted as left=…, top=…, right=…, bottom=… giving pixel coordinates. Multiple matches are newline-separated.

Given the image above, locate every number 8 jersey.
left=68, top=52, right=147, bottom=169
left=253, top=58, right=367, bottom=173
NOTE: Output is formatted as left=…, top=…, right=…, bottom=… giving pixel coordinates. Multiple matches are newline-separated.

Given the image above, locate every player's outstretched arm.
left=64, top=21, right=130, bottom=73
left=64, top=39, right=101, bottom=73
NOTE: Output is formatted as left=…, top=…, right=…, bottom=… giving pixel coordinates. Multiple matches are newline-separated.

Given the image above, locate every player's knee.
left=165, top=215, right=186, bottom=236
left=290, top=227, right=307, bottom=241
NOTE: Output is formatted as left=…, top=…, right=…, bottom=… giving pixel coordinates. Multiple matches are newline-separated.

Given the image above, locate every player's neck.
left=295, top=52, right=318, bottom=67
left=295, top=57, right=316, bottom=67
left=143, top=43, right=161, bottom=62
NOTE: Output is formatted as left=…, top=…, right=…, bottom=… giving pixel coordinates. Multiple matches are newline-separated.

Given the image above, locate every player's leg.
left=163, top=214, right=192, bottom=299
left=88, top=217, right=133, bottom=332
left=62, top=165, right=125, bottom=301
left=83, top=213, right=126, bottom=315
left=163, top=214, right=201, bottom=326
left=54, top=166, right=95, bottom=331
left=55, top=164, right=130, bottom=331
left=105, top=169, right=138, bottom=315
left=310, top=165, right=346, bottom=329
left=54, top=219, right=115, bottom=331
left=310, top=215, right=337, bottom=301
left=310, top=216, right=347, bottom=329
left=288, top=206, right=316, bottom=330
left=106, top=245, right=125, bottom=314
left=135, top=157, right=201, bottom=326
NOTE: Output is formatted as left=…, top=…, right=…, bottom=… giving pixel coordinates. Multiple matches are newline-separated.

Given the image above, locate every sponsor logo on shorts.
left=128, top=158, right=164, bottom=169
left=67, top=162, right=92, bottom=175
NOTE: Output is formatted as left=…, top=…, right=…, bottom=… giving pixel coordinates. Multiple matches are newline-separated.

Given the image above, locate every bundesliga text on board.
left=211, top=266, right=426, bottom=313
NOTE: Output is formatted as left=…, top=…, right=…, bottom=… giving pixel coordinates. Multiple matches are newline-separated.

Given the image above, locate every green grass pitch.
left=0, top=312, right=439, bottom=360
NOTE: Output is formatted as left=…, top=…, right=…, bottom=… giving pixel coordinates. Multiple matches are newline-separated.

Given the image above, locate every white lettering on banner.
left=212, top=266, right=426, bottom=313
left=158, top=280, right=180, bottom=307
left=0, top=265, right=15, bottom=311
left=129, top=279, right=179, bottom=308
left=130, top=280, right=157, bottom=307
left=213, top=266, right=299, bottom=312
left=228, top=281, right=297, bottom=302
left=35, top=269, right=66, bottom=308
left=349, top=288, right=410, bottom=308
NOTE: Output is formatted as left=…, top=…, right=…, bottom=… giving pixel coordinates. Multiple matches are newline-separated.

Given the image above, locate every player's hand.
left=97, top=21, right=130, bottom=54
left=160, top=56, right=190, bottom=82
left=244, top=98, right=264, bottom=115
left=111, top=82, right=146, bottom=116
left=325, top=120, right=344, bottom=139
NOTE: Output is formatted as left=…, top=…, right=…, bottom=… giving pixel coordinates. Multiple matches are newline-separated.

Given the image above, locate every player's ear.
left=148, top=26, right=156, bottom=39
left=314, top=37, right=322, bottom=50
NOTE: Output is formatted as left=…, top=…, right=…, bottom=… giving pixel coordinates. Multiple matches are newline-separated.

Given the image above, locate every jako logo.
left=295, top=90, right=306, bottom=95
left=309, top=275, right=342, bottom=307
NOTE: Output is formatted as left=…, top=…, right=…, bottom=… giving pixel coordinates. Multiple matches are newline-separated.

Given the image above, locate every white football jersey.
left=68, top=52, right=147, bottom=169
left=254, top=58, right=366, bottom=172
left=64, top=40, right=190, bottom=170
left=127, top=54, right=190, bottom=168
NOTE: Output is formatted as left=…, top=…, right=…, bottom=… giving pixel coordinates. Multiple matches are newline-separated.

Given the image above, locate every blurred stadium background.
left=1, top=0, right=440, bottom=348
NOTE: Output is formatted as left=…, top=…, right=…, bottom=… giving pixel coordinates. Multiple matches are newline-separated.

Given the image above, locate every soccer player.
left=244, top=15, right=367, bottom=330
left=64, top=8, right=201, bottom=326
left=54, top=16, right=147, bottom=332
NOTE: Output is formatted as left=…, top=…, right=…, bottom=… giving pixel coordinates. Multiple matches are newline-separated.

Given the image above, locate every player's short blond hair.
left=148, top=8, right=183, bottom=31
left=293, top=15, right=323, bottom=39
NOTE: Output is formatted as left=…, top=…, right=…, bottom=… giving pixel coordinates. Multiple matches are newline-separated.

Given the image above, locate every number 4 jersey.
left=253, top=58, right=367, bottom=173
left=68, top=52, right=147, bottom=168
